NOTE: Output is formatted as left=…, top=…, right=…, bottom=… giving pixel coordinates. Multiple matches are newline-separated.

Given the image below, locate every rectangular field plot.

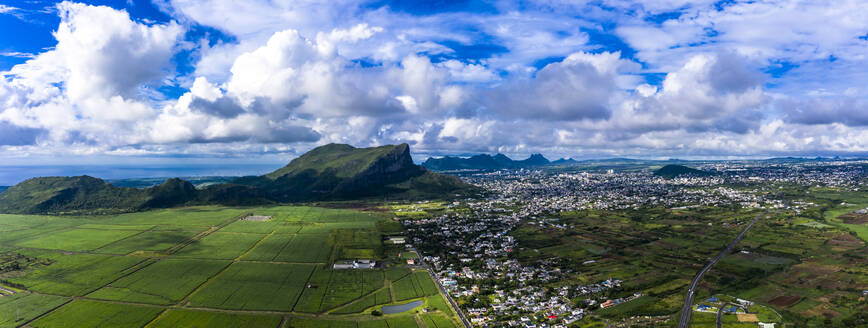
left=392, top=272, right=439, bottom=301
left=87, top=259, right=229, bottom=305
left=0, top=225, right=69, bottom=246
left=240, top=233, right=295, bottom=261
left=0, top=215, right=81, bottom=243
left=293, top=265, right=330, bottom=312
left=286, top=317, right=360, bottom=328
left=15, top=229, right=142, bottom=252
left=357, top=321, right=390, bottom=328
left=242, top=233, right=331, bottom=263
left=147, top=309, right=282, bottom=328
left=319, top=270, right=386, bottom=311
left=219, top=220, right=302, bottom=234
left=75, top=224, right=155, bottom=230
left=30, top=300, right=162, bottom=328
left=0, top=293, right=69, bottom=328
left=99, top=207, right=248, bottom=226
left=258, top=206, right=380, bottom=224
left=421, top=313, right=457, bottom=328
left=188, top=262, right=314, bottom=311
left=173, top=232, right=265, bottom=259
left=295, top=268, right=385, bottom=313
left=425, top=295, right=453, bottom=315
left=6, top=252, right=145, bottom=296
left=386, top=316, right=420, bottom=328
left=94, top=230, right=199, bottom=254
left=386, top=268, right=412, bottom=281
left=298, top=222, right=375, bottom=234
left=331, top=287, right=392, bottom=314
left=273, top=234, right=332, bottom=262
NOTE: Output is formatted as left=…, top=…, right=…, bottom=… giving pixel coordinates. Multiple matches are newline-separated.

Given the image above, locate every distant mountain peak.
left=521, top=153, right=550, bottom=165
left=422, top=152, right=551, bottom=170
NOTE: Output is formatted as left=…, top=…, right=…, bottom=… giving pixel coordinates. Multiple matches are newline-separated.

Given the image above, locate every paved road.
left=427, top=268, right=471, bottom=328
left=716, top=302, right=733, bottom=328
left=411, top=246, right=471, bottom=328
left=677, top=213, right=761, bottom=328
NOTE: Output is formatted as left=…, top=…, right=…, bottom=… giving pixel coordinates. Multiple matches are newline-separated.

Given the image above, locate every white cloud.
left=0, top=52, right=35, bottom=58
left=2, top=0, right=868, bottom=160
left=315, top=23, right=383, bottom=56
left=0, top=5, right=18, bottom=15
left=0, top=2, right=183, bottom=149
left=51, top=2, right=182, bottom=101
left=486, top=51, right=633, bottom=121
left=439, top=60, right=497, bottom=83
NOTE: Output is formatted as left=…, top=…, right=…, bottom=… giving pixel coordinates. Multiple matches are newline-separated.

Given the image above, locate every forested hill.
left=0, top=143, right=476, bottom=214
left=654, top=165, right=713, bottom=179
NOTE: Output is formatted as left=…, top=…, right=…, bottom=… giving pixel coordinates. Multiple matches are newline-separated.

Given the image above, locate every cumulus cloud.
left=1, top=0, right=867, bottom=160
left=50, top=2, right=182, bottom=101
left=0, top=2, right=182, bottom=149
left=599, top=52, right=767, bottom=136
left=782, top=98, right=868, bottom=127
left=488, top=51, right=634, bottom=121
left=614, top=0, right=868, bottom=70
left=0, top=121, right=43, bottom=146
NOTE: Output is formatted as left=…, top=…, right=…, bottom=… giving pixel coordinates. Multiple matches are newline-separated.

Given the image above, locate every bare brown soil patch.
left=816, top=278, right=842, bottom=290
left=838, top=213, right=868, bottom=224
left=802, top=304, right=840, bottom=319
left=768, top=295, right=801, bottom=307
left=737, top=314, right=758, bottom=322
left=829, top=232, right=862, bottom=244
left=791, top=262, right=838, bottom=275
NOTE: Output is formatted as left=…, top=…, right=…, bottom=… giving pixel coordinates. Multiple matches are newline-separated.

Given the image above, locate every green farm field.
left=0, top=205, right=457, bottom=327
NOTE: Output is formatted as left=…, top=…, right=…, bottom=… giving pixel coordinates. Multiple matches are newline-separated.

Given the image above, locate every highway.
left=676, top=213, right=761, bottom=328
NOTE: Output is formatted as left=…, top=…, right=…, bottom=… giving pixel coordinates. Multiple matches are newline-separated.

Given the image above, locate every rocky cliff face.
left=333, top=143, right=425, bottom=196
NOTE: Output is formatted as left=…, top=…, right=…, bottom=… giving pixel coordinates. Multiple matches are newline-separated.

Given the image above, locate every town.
left=403, top=159, right=868, bottom=327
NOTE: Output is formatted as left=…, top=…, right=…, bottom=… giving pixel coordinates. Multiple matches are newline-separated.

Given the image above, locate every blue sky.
left=1, top=0, right=867, bottom=165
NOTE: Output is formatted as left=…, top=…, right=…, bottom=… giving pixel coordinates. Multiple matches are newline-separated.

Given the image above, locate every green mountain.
left=0, top=143, right=475, bottom=214
left=0, top=175, right=155, bottom=214
left=654, top=164, right=713, bottom=179
left=234, top=143, right=462, bottom=200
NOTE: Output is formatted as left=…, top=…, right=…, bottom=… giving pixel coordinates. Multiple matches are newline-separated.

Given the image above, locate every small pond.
left=381, top=300, right=424, bottom=314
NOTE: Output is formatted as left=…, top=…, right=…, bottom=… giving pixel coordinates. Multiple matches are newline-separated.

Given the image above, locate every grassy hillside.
left=266, top=144, right=401, bottom=180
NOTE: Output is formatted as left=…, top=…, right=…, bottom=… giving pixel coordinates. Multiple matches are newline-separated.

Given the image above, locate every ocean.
left=0, top=164, right=282, bottom=186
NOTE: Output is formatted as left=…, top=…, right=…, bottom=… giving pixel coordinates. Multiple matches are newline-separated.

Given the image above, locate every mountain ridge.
left=422, top=153, right=551, bottom=170
left=0, top=143, right=475, bottom=214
